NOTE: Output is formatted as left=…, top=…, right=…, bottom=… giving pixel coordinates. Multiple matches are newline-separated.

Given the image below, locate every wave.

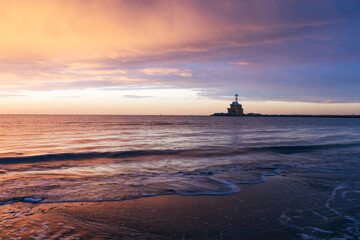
left=0, top=150, right=184, bottom=164
left=1, top=142, right=359, bottom=164
left=100, top=121, right=194, bottom=127
left=0, top=196, right=43, bottom=205
left=0, top=176, right=242, bottom=206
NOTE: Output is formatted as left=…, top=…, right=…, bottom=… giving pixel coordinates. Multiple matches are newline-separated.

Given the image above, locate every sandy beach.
left=2, top=172, right=358, bottom=239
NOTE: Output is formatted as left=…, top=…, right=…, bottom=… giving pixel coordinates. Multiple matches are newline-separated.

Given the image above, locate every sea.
left=1, top=115, right=360, bottom=239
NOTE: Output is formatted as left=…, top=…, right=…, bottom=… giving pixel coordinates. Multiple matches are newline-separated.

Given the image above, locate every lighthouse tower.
left=227, top=93, right=244, bottom=115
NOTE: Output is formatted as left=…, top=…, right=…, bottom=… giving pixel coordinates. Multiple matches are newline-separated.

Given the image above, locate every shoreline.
left=2, top=172, right=359, bottom=239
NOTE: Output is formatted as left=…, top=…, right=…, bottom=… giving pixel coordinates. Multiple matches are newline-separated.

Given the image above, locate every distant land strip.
left=211, top=113, right=360, bottom=118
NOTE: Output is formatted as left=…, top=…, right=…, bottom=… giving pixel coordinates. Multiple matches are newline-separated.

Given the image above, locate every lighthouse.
left=227, top=93, right=244, bottom=116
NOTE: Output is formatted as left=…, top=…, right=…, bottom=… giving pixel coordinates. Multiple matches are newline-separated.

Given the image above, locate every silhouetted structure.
left=227, top=94, right=244, bottom=116
left=212, top=94, right=244, bottom=116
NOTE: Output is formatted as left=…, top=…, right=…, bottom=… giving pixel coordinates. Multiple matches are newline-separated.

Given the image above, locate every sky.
left=1, top=0, right=360, bottom=115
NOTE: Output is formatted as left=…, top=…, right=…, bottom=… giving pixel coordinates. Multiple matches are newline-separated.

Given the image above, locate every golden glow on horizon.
left=1, top=88, right=360, bottom=115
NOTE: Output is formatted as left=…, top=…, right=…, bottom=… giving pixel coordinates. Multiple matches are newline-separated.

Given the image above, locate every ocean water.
left=1, top=115, right=360, bottom=239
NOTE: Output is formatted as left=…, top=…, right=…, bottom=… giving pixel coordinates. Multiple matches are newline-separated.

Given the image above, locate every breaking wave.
left=1, top=142, right=359, bottom=164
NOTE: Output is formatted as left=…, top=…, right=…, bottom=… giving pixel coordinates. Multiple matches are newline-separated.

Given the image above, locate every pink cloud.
left=229, top=62, right=250, bottom=66
left=140, top=68, right=192, bottom=77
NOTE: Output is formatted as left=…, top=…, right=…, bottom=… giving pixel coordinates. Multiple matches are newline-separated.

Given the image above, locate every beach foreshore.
left=1, top=173, right=358, bottom=239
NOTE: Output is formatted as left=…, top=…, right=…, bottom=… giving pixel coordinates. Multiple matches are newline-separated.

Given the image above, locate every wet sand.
left=1, top=173, right=359, bottom=239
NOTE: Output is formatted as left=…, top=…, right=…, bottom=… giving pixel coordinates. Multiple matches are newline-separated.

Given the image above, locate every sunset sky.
left=1, top=0, right=360, bottom=115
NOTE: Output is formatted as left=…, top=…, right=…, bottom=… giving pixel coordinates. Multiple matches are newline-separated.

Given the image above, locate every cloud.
left=1, top=0, right=356, bottom=61
left=0, top=93, right=25, bottom=98
left=1, top=0, right=360, bottom=105
left=65, top=63, right=128, bottom=75
left=140, top=68, right=192, bottom=77
left=123, top=95, right=154, bottom=99
left=229, top=62, right=250, bottom=66
left=0, top=0, right=219, bottom=60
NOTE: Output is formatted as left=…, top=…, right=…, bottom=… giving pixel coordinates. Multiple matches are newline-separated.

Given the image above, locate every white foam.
left=341, top=190, right=360, bottom=198
left=307, top=226, right=333, bottom=234
left=325, top=185, right=347, bottom=215
left=179, top=177, right=240, bottom=196
left=310, top=209, right=328, bottom=221
left=234, top=175, right=267, bottom=184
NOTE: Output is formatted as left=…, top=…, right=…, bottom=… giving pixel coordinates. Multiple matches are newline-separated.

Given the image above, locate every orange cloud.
left=0, top=0, right=220, bottom=61
left=0, top=0, right=348, bottom=64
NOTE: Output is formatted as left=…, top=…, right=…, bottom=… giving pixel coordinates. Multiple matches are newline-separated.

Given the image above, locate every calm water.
left=1, top=115, right=360, bottom=239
